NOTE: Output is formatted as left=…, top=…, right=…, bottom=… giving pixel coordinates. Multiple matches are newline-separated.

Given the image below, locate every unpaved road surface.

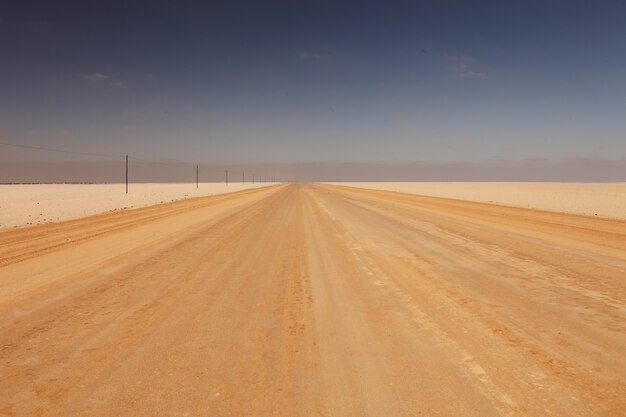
left=1, top=183, right=625, bottom=416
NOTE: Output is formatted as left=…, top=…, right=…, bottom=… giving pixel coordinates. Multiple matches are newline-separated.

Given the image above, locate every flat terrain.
left=1, top=183, right=624, bottom=416
left=0, top=183, right=273, bottom=229
left=332, top=182, right=626, bottom=220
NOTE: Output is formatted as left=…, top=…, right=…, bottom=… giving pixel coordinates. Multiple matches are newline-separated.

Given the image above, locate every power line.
left=0, top=140, right=277, bottom=183
left=0, top=141, right=125, bottom=158
left=128, top=157, right=242, bottom=174
left=0, top=141, right=235, bottom=174
left=128, top=157, right=191, bottom=167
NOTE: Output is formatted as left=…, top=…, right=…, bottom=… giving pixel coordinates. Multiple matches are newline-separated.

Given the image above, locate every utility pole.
left=252, top=174, right=255, bottom=184
left=196, top=165, right=199, bottom=188
left=125, top=155, right=128, bottom=194
left=242, top=171, right=244, bottom=183
left=226, top=169, right=228, bottom=185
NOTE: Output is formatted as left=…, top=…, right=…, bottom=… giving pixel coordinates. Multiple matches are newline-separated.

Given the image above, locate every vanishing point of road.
left=1, top=183, right=624, bottom=416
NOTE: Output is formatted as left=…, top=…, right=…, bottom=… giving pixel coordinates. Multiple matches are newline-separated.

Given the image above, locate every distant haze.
left=1, top=1, right=625, bottom=181
left=1, top=157, right=624, bottom=183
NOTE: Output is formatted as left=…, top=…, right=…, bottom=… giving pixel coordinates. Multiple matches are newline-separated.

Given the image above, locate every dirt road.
left=1, top=183, right=624, bottom=416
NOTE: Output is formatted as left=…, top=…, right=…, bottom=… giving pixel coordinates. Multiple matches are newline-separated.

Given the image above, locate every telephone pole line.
left=125, top=155, right=129, bottom=194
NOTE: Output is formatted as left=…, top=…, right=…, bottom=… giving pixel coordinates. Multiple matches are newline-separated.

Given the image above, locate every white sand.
left=0, top=183, right=275, bottom=229
left=329, top=182, right=626, bottom=220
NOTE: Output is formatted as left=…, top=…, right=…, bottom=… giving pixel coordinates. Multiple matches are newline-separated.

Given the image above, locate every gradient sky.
left=1, top=1, right=625, bottom=179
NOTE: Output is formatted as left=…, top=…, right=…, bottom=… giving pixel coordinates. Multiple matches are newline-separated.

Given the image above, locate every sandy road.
left=0, top=183, right=625, bottom=416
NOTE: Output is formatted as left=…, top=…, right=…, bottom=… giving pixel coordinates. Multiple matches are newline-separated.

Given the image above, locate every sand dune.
left=0, top=182, right=274, bottom=229
left=330, top=182, right=626, bottom=220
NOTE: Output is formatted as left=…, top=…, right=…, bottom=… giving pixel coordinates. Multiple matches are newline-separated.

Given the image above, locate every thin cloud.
left=443, top=53, right=488, bottom=79
left=443, top=53, right=477, bottom=63
left=300, top=52, right=330, bottom=61
left=123, top=124, right=145, bottom=131
left=109, top=81, right=124, bottom=87
left=458, top=71, right=487, bottom=78
left=85, top=72, right=110, bottom=81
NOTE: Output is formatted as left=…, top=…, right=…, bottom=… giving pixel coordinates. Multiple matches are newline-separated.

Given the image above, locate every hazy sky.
left=1, top=1, right=625, bottom=180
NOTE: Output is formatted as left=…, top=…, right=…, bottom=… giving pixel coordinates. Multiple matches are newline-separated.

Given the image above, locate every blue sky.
left=1, top=0, right=625, bottom=179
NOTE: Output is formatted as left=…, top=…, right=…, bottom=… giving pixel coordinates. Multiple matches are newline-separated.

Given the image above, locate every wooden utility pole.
left=226, top=169, right=228, bottom=185
left=242, top=171, right=244, bottom=183
left=196, top=165, right=199, bottom=188
left=125, top=155, right=128, bottom=194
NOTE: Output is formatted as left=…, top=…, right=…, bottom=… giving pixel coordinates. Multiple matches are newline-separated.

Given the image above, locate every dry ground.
left=0, top=183, right=273, bottom=229
left=0, top=183, right=624, bottom=416
left=330, top=182, right=626, bottom=220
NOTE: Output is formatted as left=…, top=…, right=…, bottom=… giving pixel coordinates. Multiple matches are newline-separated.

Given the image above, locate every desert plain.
left=0, top=182, right=274, bottom=229
left=0, top=182, right=625, bottom=416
